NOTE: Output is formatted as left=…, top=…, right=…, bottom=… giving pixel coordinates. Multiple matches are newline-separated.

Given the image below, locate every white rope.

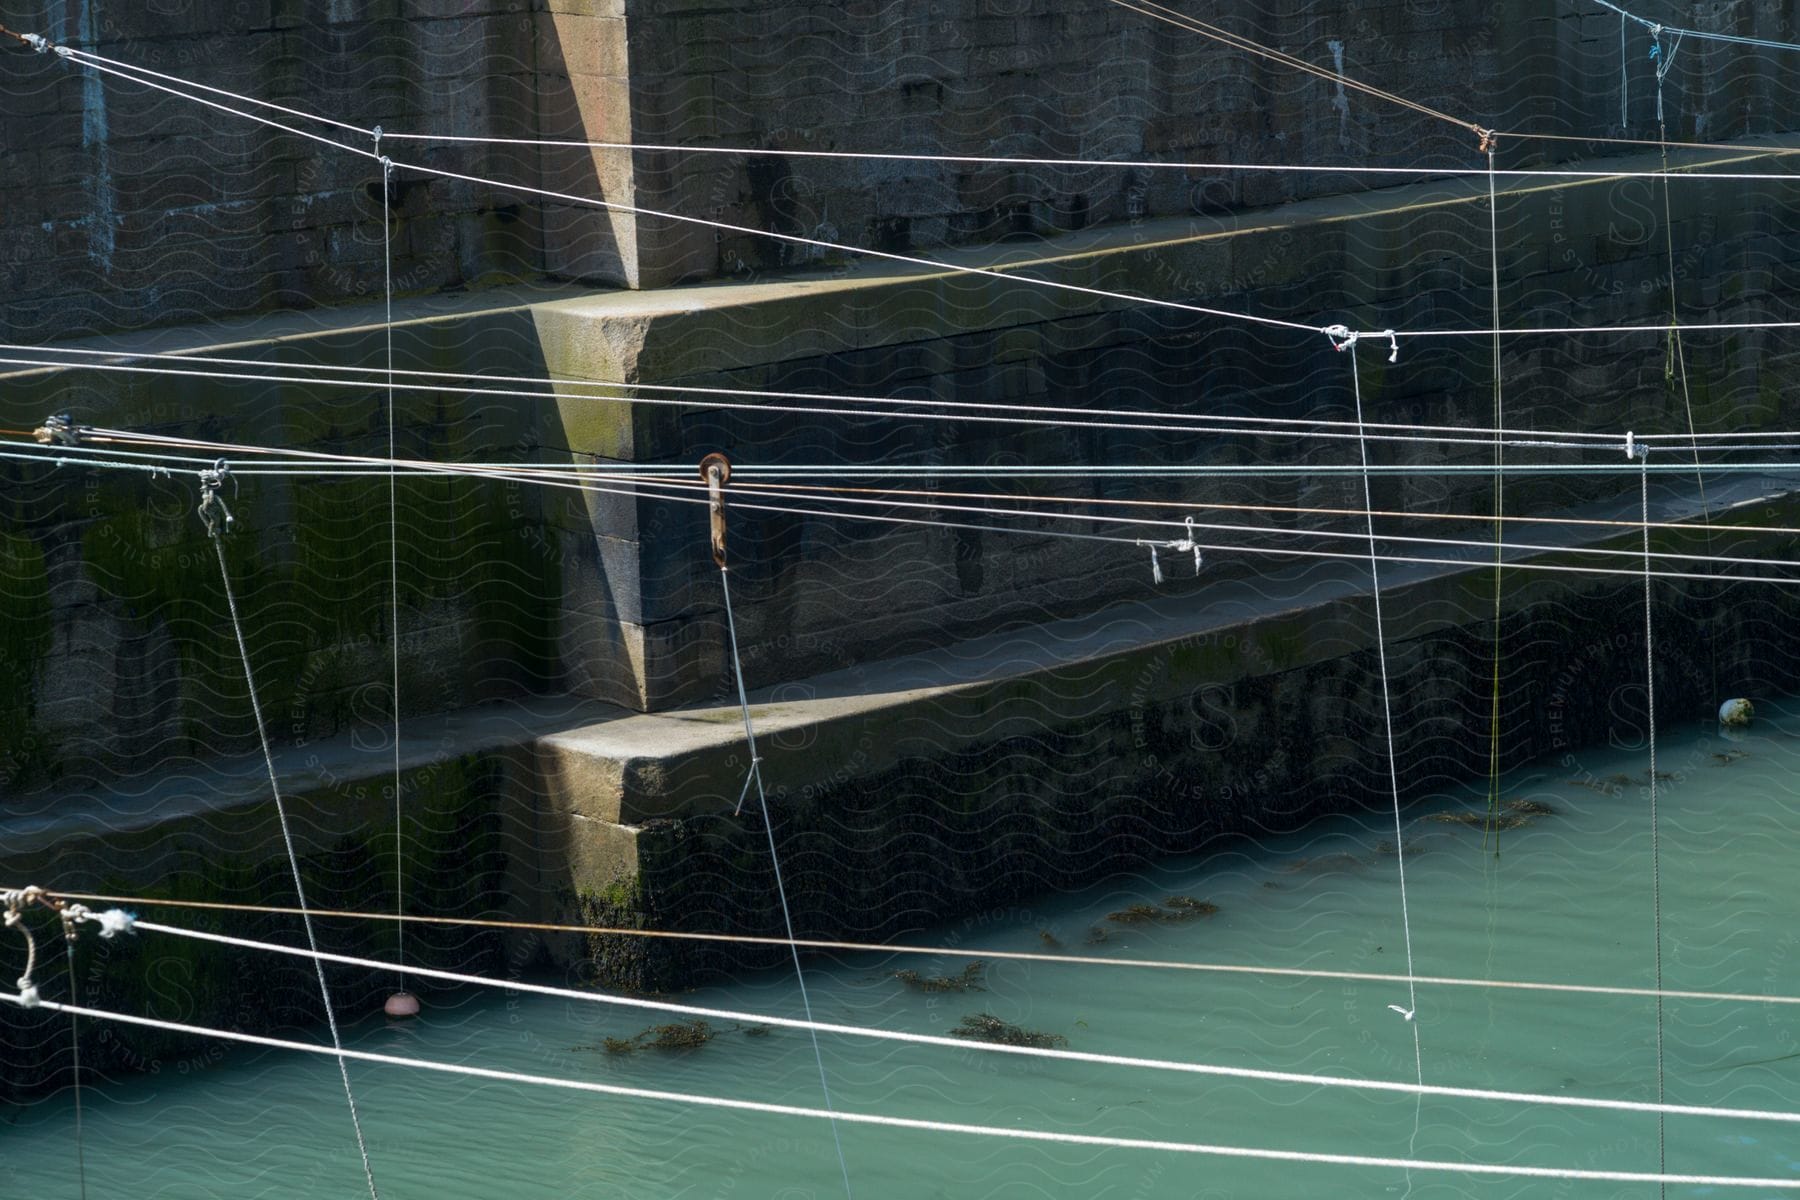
left=93, top=916, right=1800, bottom=1128
left=25, top=37, right=1800, bottom=344
left=0, top=344, right=1634, bottom=446
left=5, top=991, right=1799, bottom=1189
left=377, top=141, right=407, bottom=997
left=29, top=26, right=1800, bottom=183
left=1594, top=0, right=1800, bottom=55
left=1642, top=447, right=1669, bottom=1191
left=198, top=480, right=381, bottom=1200
left=1341, top=335, right=1426, bottom=1137
left=374, top=129, right=1800, bottom=184
left=718, top=563, right=854, bottom=1198
left=11, top=445, right=1800, bottom=589
left=39, top=887, right=1800, bottom=1008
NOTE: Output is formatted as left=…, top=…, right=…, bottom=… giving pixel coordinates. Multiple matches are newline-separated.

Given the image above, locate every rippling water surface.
left=7, top=707, right=1800, bottom=1198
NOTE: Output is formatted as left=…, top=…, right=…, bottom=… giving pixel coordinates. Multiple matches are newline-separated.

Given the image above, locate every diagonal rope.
left=1103, top=0, right=1484, bottom=138
left=11, top=991, right=1800, bottom=1190
left=197, top=475, right=380, bottom=1200
left=1339, top=332, right=1425, bottom=1182
left=718, top=562, right=854, bottom=1199
left=40, top=885, right=1800, bottom=1009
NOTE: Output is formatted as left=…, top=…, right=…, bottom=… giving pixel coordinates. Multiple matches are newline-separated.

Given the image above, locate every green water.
left=6, top=710, right=1800, bottom=1198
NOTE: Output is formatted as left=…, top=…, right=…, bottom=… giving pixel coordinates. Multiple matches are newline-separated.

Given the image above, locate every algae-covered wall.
left=0, top=310, right=565, bottom=794
left=573, top=555, right=1800, bottom=992
left=0, top=752, right=529, bottom=1102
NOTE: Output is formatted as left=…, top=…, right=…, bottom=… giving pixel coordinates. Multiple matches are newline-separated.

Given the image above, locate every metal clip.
left=33, top=412, right=85, bottom=446
left=699, top=452, right=731, bottom=568
left=197, top=460, right=236, bottom=537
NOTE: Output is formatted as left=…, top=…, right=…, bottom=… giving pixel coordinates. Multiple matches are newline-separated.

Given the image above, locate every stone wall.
left=0, top=301, right=566, bottom=792
left=0, top=0, right=563, bottom=341
left=12, top=0, right=1800, bottom=337
left=619, top=0, right=1800, bottom=285
left=535, top=148, right=1800, bottom=709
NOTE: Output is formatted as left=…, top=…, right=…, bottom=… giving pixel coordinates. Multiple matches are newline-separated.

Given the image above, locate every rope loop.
left=1323, top=324, right=1358, bottom=352
left=1380, top=329, right=1399, bottom=363
left=3, top=886, right=45, bottom=1002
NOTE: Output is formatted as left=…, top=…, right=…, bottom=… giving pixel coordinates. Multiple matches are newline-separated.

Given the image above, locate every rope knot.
left=22, top=31, right=48, bottom=53
left=198, top=460, right=236, bottom=537
left=1380, top=329, right=1399, bottom=363
left=1323, top=324, right=1357, bottom=352
left=1477, top=128, right=1497, bottom=155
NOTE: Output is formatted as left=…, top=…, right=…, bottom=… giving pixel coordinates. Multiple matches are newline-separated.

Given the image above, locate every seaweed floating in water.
left=584, top=1019, right=715, bottom=1055
left=1427, top=810, right=1530, bottom=831
left=1711, top=749, right=1749, bottom=766
left=1161, top=895, right=1220, bottom=918
left=1505, top=798, right=1557, bottom=816
left=1104, top=904, right=1165, bottom=924
left=742, top=1024, right=772, bottom=1038
left=949, top=1013, right=1068, bottom=1048
left=1084, top=926, right=1112, bottom=945
left=641, top=1020, right=714, bottom=1050
left=1104, top=897, right=1220, bottom=925
left=893, top=961, right=986, bottom=993
left=1039, top=930, right=1062, bottom=949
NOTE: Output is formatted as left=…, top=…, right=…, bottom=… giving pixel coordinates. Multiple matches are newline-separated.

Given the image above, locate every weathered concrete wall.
left=619, top=0, right=1800, bottom=285
left=563, top=516, right=1800, bottom=991
left=13, top=0, right=1800, bottom=338
left=0, top=0, right=618, bottom=340
left=0, top=296, right=569, bottom=792
left=0, top=748, right=542, bottom=1101
left=535, top=144, right=1800, bottom=709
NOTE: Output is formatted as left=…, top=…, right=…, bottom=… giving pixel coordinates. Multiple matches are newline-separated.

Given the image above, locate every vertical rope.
left=1621, top=13, right=1630, bottom=129
left=1345, top=338, right=1425, bottom=1183
left=378, top=140, right=405, bottom=991
left=1641, top=452, right=1666, bottom=1199
left=718, top=565, right=854, bottom=1199
left=1484, top=147, right=1506, bottom=854
left=64, top=945, right=86, bottom=1200
left=204, top=501, right=381, bottom=1200
left=1653, top=76, right=1720, bottom=707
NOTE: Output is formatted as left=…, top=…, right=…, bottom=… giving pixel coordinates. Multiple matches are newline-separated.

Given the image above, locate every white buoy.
left=1719, top=698, right=1755, bottom=729
left=384, top=991, right=421, bottom=1019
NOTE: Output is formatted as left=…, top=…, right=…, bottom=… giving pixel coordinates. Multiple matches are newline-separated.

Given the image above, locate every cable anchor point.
left=699, top=452, right=732, bottom=568
left=33, top=412, right=87, bottom=446
left=197, top=460, right=237, bottom=537
left=1624, top=431, right=1649, bottom=461
left=1477, top=128, right=1497, bottom=155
